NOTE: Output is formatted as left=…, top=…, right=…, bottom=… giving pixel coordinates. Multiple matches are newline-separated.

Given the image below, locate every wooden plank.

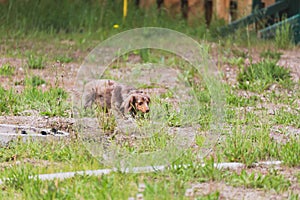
left=214, top=0, right=231, bottom=22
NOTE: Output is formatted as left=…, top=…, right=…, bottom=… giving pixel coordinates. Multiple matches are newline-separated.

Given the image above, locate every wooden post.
left=188, top=0, right=206, bottom=24
left=164, top=0, right=182, bottom=15
left=214, top=0, right=230, bottom=22
left=237, top=0, right=253, bottom=18
left=139, top=0, right=156, bottom=9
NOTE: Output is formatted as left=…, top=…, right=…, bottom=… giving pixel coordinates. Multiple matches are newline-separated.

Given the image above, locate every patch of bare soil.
left=0, top=116, right=75, bottom=133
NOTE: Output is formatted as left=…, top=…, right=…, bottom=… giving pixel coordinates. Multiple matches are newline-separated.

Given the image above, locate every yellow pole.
left=123, top=0, right=128, bottom=19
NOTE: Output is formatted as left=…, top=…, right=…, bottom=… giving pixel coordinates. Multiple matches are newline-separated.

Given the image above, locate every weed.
left=55, top=55, right=73, bottom=63
left=27, top=54, right=45, bottom=69
left=275, top=18, right=294, bottom=49
left=237, top=60, right=292, bottom=92
left=222, top=125, right=280, bottom=166
left=0, top=140, right=99, bottom=173
left=139, top=49, right=151, bottom=63
left=280, top=138, right=300, bottom=167
left=25, top=75, right=46, bottom=87
left=274, top=108, right=300, bottom=128
left=23, top=87, right=69, bottom=117
left=197, top=191, right=220, bottom=200
left=170, top=158, right=223, bottom=182
left=160, top=90, right=174, bottom=99
left=232, top=49, right=248, bottom=58
left=226, top=57, right=245, bottom=67
left=4, top=166, right=40, bottom=191
left=289, top=193, right=300, bottom=200
left=0, top=85, right=69, bottom=116
left=226, top=92, right=259, bottom=107
left=260, top=49, right=282, bottom=61
left=0, top=63, right=15, bottom=76
left=0, top=87, right=19, bottom=115
left=226, top=169, right=290, bottom=192
left=96, top=107, right=116, bottom=133
left=163, top=102, right=182, bottom=127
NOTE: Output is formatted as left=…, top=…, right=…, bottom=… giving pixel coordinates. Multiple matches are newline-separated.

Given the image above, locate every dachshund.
left=82, top=79, right=116, bottom=111
left=82, top=79, right=150, bottom=118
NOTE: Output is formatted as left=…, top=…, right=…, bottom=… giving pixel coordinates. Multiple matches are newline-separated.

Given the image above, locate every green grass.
left=260, top=49, right=282, bottom=61
left=222, top=124, right=280, bottom=166
left=280, top=137, right=300, bottom=167
left=275, top=18, right=294, bottom=49
left=25, top=75, right=46, bottom=87
left=0, top=1, right=299, bottom=198
left=27, top=54, right=45, bottom=69
left=0, top=63, right=15, bottom=76
left=226, top=169, right=290, bottom=192
left=0, top=85, right=69, bottom=116
left=55, top=55, right=73, bottom=63
left=2, top=157, right=293, bottom=199
left=274, top=108, right=300, bottom=128
left=237, top=59, right=292, bottom=92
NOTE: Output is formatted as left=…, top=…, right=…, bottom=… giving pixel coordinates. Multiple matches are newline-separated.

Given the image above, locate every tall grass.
left=0, top=0, right=208, bottom=37
left=275, top=17, right=294, bottom=49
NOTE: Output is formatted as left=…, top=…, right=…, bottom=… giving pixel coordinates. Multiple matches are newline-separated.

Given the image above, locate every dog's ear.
left=107, top=80, right=114, bottom=86
left=124, top=94, right=136, bottom=113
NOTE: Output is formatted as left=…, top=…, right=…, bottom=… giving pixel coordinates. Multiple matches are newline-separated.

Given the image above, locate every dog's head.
left=124, top=92, right=150, bottom=116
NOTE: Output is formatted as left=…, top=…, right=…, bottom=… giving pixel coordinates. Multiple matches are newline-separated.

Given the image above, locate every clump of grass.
left=25, top=75, right=46, bottom=87
left=226, top=57, right=245, bottom=67
left=274, top=108, right=300, bottom=128
left=260, top=49, right=282, bottom=61
left=0, top=63, right=15, bottom=76
left=226, top=169, right=290, bottom=192
left=96, top=107, right=116, bottom=133
left=4, top=166, right=39, bottom=191
left=27, top=54, right=45, bottom=69
left=55, top=55, right=73, bottom=63
left=0, top=85, right=69, bottom=116
left=23, top=87, right=69, bottom=117
left=237, top=60, right=292, bottom=92
left=280, top=138, right=300, bottom=167
left=0, top=140, right=93, bottom=163
left=275, top=19, right=294, bottom=49
left=226, top=91, right=259, bottom=107
left=222, top=125, right=280, bottom=166
left=163, top=102, right=183, bottom=127
left=0, top=87, right=19, bottom=114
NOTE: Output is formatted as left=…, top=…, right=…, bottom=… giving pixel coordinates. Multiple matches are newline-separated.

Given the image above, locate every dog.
left=82, top=79, right=150, bottom=118
left=82, top=79, right=116, bottom=111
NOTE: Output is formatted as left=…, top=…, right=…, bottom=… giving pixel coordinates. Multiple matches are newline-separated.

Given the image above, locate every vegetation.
left=0, top=0, right=299, bottom=199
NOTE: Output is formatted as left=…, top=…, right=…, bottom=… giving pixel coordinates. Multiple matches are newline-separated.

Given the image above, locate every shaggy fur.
left=82, top=79, right=150, bottom=118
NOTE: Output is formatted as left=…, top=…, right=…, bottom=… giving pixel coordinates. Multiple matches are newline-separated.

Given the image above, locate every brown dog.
left=82, top=79, right=150, bottom=118
left=82, top=79, right=116, bottom=111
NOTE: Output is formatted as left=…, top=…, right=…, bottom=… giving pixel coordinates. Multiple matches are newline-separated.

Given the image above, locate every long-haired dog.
left=82, top=79, right=150, bottom=118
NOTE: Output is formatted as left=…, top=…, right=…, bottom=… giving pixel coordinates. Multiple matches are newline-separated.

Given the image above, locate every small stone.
left=136, top=193, right=143, bottom=200
left=184, top=188, right=194, bottom=197
left=269, top=84, right=276, bottom=91
left=138, top=183, right=146, bottom=193
left=268, top=109, right=275, bottom=115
